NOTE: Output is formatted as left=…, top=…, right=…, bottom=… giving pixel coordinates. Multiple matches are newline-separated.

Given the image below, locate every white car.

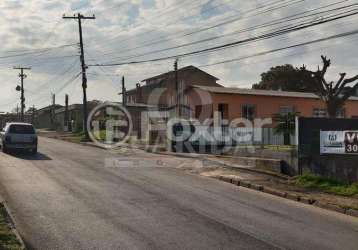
left=0, top=123, right=38, bottom=154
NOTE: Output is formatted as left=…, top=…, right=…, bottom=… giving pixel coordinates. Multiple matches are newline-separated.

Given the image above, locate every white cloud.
left=0, top=0, right=358, bottom=112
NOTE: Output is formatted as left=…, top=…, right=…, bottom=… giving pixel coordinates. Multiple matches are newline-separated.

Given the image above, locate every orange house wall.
left=187, top=89, right=358, bottom=121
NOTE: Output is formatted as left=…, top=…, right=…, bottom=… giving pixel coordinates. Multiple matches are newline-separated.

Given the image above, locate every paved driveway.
left=0, top=137, right=357, bottom=249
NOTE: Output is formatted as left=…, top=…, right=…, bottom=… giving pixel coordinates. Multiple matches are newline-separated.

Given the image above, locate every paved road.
left=0, top=137, right=357, bottom=250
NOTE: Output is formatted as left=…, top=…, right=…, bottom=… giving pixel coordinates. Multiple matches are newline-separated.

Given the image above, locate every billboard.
left=320, top=131, right=358, bottom=154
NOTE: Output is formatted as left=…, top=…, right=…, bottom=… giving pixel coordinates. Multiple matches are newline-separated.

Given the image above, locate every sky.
left=0, top=0, right=358, bottom=112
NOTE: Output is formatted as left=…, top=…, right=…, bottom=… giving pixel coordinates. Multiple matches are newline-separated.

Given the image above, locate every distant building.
left=54, top=101, right=101, bottom=132
left=35, top=101, right=101, bottom=132
left=125, top=66, right=222, bottom=107
left=36, top=105, right=63, bottom=129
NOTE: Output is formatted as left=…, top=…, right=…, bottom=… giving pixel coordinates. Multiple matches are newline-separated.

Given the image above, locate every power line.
left=89, top=0, right=229, bottom=48
left=89, top=9, right=358, bottom=67
left=29, top=58, right=80, bottom=94
left=55, top=72, right=82, bottom=95
left=0, top=43, right=77, bottom=54
left=199, top=28, right=358, bottom=67
left=29, top=55, right=78, bottom=67
left=107, top=2, right=358, bottom=62
left=199, top=34, right=358, bottom=74
left=27, top=72, right=82, bottom=106
left=90, top=0, right=300, bottom=54
left=97, top=0, right=348, bottom=61
left=0, top=44, right=77, bottom=60
left=0, top=59, right=80, bottom=109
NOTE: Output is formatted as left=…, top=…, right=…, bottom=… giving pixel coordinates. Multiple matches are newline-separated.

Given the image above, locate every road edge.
left=1, top=200, right=26, bottom=250
left=216, top=175, right=358, bottom=219
left=0, top=200, right=26, bottom=250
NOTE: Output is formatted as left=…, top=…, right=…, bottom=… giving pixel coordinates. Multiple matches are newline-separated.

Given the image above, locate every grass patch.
left=93, top=130, right=107, bottom=141
left=264, top=145, right=296, bottom=151
left=68, top=131, right=90, bottom=142
left=294, top=174, right=358, bottom=196
left=0, top=204, right=22, bottom=250
left=72, top=131, right=85, bottom=137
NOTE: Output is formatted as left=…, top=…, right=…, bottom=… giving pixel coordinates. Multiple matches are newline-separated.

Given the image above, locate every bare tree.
left=301, top=56, right=358, bottom=118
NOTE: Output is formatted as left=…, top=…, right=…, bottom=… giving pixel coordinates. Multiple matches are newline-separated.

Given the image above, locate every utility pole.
left=121, top=76, right=127, bottom=106
left=174, top=59, right=180, bottom=117
left=16, top=104, right=19, bottom=121
left=31, top=105, right=36, bottom=125
left=51, top=93, right=56, bottom=130
left=14, top=66, right=31, bottom=122
left=63, top=13, right=95, bottom=138
left=65, top=94, right=69, bottom=132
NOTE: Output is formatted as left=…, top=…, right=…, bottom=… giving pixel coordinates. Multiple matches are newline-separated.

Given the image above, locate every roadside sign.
left=320, top=131, right=358, bottom=154
left=345, top=131, right=358, bottom=153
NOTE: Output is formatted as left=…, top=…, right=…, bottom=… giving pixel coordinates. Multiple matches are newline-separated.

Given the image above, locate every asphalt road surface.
left=0, top=137, right=357, bottom=250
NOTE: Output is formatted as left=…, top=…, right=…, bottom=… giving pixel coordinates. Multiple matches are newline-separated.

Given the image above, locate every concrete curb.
left=1, top=201, right=26, bottom=249
left=215, top=176, right=358, bottom=218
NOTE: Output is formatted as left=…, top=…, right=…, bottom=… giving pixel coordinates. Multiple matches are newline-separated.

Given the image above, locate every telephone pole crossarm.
left=62, top=14, right=96, bottom=20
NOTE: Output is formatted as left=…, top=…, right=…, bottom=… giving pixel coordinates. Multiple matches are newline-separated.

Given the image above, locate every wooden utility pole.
left=31, top=105, right=35, bottom=125
left=51, top=93, right=56, bottom=129
left=121, top=76, right=126, bottom=106
left=14, top=66, right=31, bottom=122
left=16, top=104, right=19, bottom=120
left=63, top=13, right=95, bottom=138
left=174, top=59, right=180, bottom=117
left=65, top=94, right=69, bottom=131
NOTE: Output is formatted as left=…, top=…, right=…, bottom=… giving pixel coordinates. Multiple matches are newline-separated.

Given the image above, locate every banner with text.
left=320, top=131, right=358, bottom=154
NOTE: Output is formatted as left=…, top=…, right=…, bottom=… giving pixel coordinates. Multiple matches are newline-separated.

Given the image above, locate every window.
left=195, top=105, right=202, bottom=119
left=313, top=108, right=327, bottom=118
left=312, top=108, right=345, bottom=118
left=337, top=108, right=346, bottom=118
left=9, top=124, right=35, bottom=134
left=218, top=103, right=229, bottom=120
left=242, top=104, right=255, bottom=120
left=279, top=106, right=294, bottom=115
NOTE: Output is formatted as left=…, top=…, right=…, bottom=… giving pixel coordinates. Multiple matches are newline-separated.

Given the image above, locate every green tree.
left=253, top=64, right=317, bottom=92
left=273, top=112, right=299, bottom=145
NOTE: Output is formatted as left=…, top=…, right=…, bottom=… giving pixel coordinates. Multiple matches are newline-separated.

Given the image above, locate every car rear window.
left=9, top=125, right=35, bottom=134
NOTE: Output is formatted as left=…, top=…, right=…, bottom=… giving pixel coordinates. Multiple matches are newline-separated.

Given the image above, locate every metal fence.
left=178, top=126, right=296, bottom=146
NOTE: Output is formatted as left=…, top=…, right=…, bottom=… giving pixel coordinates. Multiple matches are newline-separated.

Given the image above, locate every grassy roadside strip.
left=216, top=175, right=358, bottom=217
left=0, top=203, right=23, bottom=250
left=293, top=174, right=358, bottom=196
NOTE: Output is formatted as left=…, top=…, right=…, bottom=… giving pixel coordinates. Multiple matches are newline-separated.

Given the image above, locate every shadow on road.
left=6, top=151, right=52, bottom=161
